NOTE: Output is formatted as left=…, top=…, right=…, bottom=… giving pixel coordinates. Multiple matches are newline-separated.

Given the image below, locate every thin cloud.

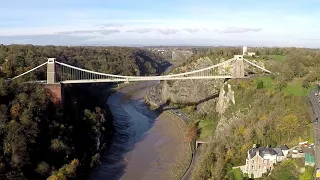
left=97, top=23, right=124, bottom=28
left=0, top=34, right=95, bottom=45
left=182, top=28, right=200, bottom=33
left=157, top=29, right=178, bottom=34
left=126, top=28, right=153, bottom=33
left=56, top=29, right=121, bottom=35
left=126, top=28, right=179, bottom=34
left=217, top=27, right=263, bottom=34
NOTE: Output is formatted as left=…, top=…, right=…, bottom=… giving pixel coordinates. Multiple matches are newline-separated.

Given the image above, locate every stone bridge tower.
left=47, top=58, right=56, bottom=84
left=233, top=55, right=245, bottom=78
left=45, top=58, right=62, bottom=105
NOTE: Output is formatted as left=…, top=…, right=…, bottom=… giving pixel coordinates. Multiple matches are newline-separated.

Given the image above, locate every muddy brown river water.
left=91, top=81, right=189, bottom=180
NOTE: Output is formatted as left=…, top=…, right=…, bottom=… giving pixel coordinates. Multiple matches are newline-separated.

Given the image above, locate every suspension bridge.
left=10, top=55, right=271, bottom=84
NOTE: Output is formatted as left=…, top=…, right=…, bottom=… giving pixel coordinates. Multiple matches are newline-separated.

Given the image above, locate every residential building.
left=247, top=52, right=256, bottom=56
left=237, top=145, right=289, bottom=178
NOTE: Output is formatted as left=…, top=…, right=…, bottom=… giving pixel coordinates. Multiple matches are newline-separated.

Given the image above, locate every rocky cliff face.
left=216, top=83, right=235, bottom=114
left=159, top=56, right=266, bottom=133
left=160, top=57, right=225, bottom=114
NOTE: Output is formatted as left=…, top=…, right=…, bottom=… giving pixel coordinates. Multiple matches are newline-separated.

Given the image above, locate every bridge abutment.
left=43, top=83, right=64, bottom=106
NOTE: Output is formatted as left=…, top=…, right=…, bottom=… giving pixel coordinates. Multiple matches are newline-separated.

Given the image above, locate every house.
left=247, top=52, right=256, bottom=56
left=242, top=46, right=256, bottom=56
left=237, top=145, right=289, bottom=178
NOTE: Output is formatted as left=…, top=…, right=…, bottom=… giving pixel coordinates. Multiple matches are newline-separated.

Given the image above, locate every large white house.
left=236, top=145, right=289, bottom=178
left=243, top=46, right=256, bottom=56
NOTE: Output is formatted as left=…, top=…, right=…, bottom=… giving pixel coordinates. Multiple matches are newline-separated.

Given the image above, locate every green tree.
left=299, top=166, right=314, bottom=180
left=35, top=161, right=50, bottom=176
left=51, top=139, right=67, bottom=153
left=302, top=80, right=310, bottom=89
left=256, top=80, right=264, bottom=89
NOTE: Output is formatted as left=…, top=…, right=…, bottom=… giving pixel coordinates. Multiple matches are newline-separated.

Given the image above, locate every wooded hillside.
left=0, top=45, right=168, bottom=179
left=170, top=47, right=319, bottom=180
left=0, top=45, right=168, bottom=79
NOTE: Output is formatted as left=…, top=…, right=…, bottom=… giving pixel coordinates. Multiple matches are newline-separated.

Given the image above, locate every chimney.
left=256, top=150, right=259, bottom=156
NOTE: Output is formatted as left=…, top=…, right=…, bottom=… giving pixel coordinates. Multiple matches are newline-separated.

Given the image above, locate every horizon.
left=1, top=0, right=320, bottom=47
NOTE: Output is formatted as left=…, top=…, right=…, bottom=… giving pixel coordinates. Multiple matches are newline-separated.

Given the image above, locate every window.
left=263, top=160, right=268, bottom=164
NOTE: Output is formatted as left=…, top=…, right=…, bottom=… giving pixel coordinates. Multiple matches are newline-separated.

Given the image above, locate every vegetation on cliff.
left=0, top=45, right=168, bottom=179
left=163, top=47, right=318, bottom=180
left=0, top=80, right=114, bottom=180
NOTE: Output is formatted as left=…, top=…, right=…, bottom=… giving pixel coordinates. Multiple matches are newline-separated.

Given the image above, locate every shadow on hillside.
left=154, top=93, right=219, bottom=113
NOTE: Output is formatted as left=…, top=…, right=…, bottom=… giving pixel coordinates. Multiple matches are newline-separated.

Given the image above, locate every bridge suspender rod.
left=11, top=62, right=48, bottom=80
left=55, top=61, right=132, bottom=78
left=162, top=58, right=235, bottom=78
left=243, top=59, right=271, bottom=73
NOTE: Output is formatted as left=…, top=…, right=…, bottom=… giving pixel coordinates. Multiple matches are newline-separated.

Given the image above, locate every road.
left=308, top=88, right=320, bottom=179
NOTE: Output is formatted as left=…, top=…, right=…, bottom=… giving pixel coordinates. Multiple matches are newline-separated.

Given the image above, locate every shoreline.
left=92, top=81, right=191, bottom=180
left=121, top=81, right=191, bottom=180
left=144, top=82, right=194, bottom=180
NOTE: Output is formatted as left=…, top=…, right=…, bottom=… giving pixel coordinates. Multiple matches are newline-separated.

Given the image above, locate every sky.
left=1, top=0, right=320, bottom=47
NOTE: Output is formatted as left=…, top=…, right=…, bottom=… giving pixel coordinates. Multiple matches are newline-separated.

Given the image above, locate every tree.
left=48, top=159, right=79, bottom=180
left=299, top=166, right=314, bottom=180
left=51, top=139, right=67, bottom=153
left=302, top=80, right=310, bottom=89
left=35, top=162, right=50, bottom=176
left=256, top=80, right=264, bottom=89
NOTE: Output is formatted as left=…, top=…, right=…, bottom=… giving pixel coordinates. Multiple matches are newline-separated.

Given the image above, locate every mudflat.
left=118, top=81, right=191, bottom=180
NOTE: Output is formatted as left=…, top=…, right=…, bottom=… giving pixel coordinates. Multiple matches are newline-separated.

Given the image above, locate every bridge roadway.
left=61, top=76, right=234, bottom=84
left=10, top=55, right=271, bottom=84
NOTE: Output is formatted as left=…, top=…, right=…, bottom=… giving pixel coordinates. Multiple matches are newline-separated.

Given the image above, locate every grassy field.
left=232, top=168, right=244, bottom=180
left=197, top=118, right=218, bottom=141
left=282, top=78, right=315, bottom=96
left=254, top=76, right=315, bottom=96
left=254, top=76, right=275, bottom=89
left=269, top=55, right=286, bottom=61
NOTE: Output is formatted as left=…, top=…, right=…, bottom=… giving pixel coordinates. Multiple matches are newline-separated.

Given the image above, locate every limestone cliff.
left=160, top=57, right=225, bottom=114
left=216, top=83, right=235, bottom=114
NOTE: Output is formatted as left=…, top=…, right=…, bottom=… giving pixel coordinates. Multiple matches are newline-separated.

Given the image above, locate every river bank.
left=91, top=81, right=190, bottom=180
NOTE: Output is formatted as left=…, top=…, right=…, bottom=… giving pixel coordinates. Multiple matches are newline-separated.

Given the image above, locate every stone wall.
left=43, top=83, right=63, bottom=105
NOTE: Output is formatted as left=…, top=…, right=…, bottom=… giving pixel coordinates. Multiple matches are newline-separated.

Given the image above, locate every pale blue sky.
left=1, top=0, right=320, bottom=47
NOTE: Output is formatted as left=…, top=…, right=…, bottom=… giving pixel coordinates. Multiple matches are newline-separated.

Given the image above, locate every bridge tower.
left=233, top=55, right=245, bottom=78
left=47, top=58, right=56, bottom=84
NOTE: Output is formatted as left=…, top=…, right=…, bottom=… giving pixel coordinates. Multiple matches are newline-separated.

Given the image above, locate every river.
left=91, top=80, right=189, bottom=180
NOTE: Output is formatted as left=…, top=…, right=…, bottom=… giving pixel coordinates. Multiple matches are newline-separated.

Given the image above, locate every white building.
left=243, top=46, right=248, bottom=55
left=247, top=52, right=256, bottom=56
left=242, top=46, right=256, bottom=56
left=236, top=145, right=289, bottom=178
